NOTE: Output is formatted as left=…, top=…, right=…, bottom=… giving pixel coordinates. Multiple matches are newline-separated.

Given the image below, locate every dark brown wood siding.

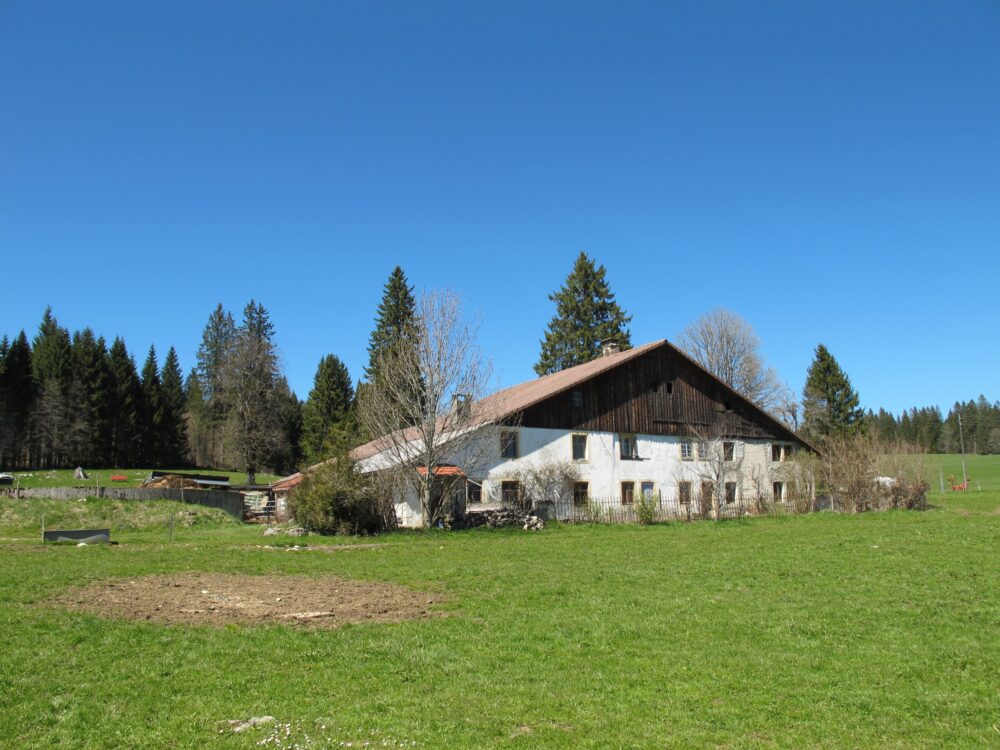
left=517, top=346, right=798, bottom=443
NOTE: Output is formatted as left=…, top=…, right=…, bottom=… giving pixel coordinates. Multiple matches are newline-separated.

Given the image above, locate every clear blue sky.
left=2, top=1, right=997, bottom=414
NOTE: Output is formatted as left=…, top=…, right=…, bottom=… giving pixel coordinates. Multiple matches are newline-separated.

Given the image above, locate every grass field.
left=0, top=478, right=997, bottom=747
left=5, top=467, right=280, bottom=489
left=925, top=453, right=1000, bottom=492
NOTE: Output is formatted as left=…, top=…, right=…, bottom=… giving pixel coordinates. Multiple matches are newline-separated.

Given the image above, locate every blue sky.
left=2, top=1, right=998, bottom=413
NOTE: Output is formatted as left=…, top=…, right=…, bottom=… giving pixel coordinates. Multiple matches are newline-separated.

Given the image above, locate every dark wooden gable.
left=517, top=343, right=803, bottom=444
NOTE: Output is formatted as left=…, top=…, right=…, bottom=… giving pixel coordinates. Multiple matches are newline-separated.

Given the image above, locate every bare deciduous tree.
left=356, top=289, right=506, bottom=527
left=676, top=307, right=785, bottom=414
left=512, top=461, right=580, bottom=512
left=673, top=421, right=747, bottom=521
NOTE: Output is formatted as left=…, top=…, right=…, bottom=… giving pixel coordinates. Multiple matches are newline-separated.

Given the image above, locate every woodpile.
left=140, top=474, right=201, bottom=490
left=462, top=508, right=545, bottom=531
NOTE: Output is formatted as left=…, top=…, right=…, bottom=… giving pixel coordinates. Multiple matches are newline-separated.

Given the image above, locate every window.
left=572, top=391, right=583, bottom=409
left=772, top=481, right=784, bottom=501
left=697, top=441, right=709, bottom=460
left=723, top=441, right=735, bottom=461
left=501, top=481, right=520, bottom=506
left=571, top=433, right=588, bottom=461
left=621, top=481, right=635, bottom=505
left=680, top=440, right=693, bottom=461
left=573, top=482, right=589, bottom=506
left=725, top=482, right=737, bottom=505
left=620, top=433, right=638, bottom=460
left=678, top=481, right=692, bottom=504
left=467, top=482, right=482, bottom=504
left=500, top=430, right=519, bottom=459
left=665, top=381, right=674, bottom=395
left=641, top=481, right=655, bottom=500
left=771, top=444, right=783, bottom=462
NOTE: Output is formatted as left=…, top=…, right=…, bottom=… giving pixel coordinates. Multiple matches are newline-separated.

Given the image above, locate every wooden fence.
left=0, top=486, right=247, bottom=520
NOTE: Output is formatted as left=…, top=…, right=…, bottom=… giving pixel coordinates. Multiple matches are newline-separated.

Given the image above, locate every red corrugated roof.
left=271, top=472, right=303, bottom=491
left=415, top=465, right=465, bottom=477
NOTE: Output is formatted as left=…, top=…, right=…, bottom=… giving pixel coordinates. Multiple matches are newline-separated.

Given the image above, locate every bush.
left=287, top=460, right=393, bottom=535
left=633, top=490, right=659, bottom=525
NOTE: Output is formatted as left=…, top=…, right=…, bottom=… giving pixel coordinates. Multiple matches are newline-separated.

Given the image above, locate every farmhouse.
left=349, top=339, right=810, bottom=527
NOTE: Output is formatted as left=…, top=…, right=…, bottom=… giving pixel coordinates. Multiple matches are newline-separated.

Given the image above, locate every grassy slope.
left=7, top=467, right=280, bottom=489
left=0, top=481, right=998, bottom=749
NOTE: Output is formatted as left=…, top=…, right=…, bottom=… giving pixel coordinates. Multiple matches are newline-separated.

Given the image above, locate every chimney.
left=601, top=338, right=621, bottom=357
left=451, top=393, right=471, bottom=418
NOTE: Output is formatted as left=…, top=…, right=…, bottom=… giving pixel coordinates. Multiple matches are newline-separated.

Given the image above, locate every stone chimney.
left=601, top=338, right=621, bottom=357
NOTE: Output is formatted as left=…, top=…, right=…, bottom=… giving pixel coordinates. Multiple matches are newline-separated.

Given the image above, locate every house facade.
left=351, top=340, right=810, bottom=527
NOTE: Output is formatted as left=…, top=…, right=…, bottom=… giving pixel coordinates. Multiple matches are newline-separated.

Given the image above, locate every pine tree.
left=0, top=331, right=34, bottom=468
left=364, top=267, right=417, bottom=382
left=108, top=337, right=142, bottom=467
left=300, top=354, right=354, bottom=465
left=160, top=347, right=188, bottom=466
left=535, top=252, right=632, bottom=375
left=140, top=346, right=165, bottom=465
left=801, top=344, right=863, bottom=441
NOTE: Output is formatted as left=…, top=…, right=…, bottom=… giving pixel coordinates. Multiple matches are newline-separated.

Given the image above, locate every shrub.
left=633, top=490, right=659, bottom=525
left=288, top=459, right=393, bottom=535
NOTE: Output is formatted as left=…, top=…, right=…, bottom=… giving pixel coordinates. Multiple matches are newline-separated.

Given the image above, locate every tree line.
left=863, top=398, right=1000, bottom=454
left=0, top=307, right=188, bottom=470
left=1, top=257, right=993, bottom=476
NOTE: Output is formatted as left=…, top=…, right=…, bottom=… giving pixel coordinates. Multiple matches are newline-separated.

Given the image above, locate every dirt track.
left=53, top=572, right=446, bottom=628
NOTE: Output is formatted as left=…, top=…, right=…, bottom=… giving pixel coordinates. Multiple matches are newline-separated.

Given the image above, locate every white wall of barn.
left=365, top=426, right=795, bottom=528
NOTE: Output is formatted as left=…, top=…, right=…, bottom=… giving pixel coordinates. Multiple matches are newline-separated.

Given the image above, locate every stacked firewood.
left=462, top=508, right=545, bottom=531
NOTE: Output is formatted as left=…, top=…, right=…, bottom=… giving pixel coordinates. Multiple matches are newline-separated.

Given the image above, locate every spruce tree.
left=184, top=368, right=210, bottom=467
left=160, top=347, right=188, bottom=466
left=70, top=329, right=112, bottom=466
left=224, top=300, right=284, bottom=483
left=801, top=344, right=863, bottom=440
left=196, top=303, right=236, bottom=466
left=108, top=337, right=142, bottom=467
left=271, top=375, right=303, bottom=475
left=31, top=308, right=73, bottom=467
left=535, top=252, right=632, bottom=375
left=196, top=303, right=236, bottom=407
left=300, top=354, right=354, bottom=465
left=364, top=267, right=417, bottom=382
left=140, top=346, right=165, bottom=465
left=0, top=331, right=34, bottom=468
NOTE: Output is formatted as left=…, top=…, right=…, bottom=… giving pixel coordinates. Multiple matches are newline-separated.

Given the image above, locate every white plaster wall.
left=363, top=425, right=795, bottom=527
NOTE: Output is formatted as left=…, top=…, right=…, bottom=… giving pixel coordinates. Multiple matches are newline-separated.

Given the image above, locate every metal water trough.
left=43, top=529, right=111, bottom=544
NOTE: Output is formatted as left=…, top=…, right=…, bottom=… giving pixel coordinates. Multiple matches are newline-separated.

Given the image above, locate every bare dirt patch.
left=53, top=572, right=445, bottom=628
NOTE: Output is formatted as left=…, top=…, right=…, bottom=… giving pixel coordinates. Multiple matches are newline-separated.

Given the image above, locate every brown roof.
left=348, top=341, right=665, bottom=462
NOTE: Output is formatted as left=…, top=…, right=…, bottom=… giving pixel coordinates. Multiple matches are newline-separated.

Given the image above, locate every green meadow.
left=0, top=465, right=997, bottom=748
